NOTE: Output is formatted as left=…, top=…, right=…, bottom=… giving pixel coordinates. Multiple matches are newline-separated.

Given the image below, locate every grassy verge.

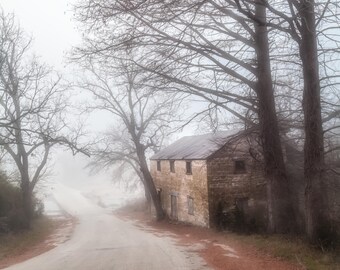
left=0, top=216, right=57, bottom=261
left=228, top=233, right=340, bottom=270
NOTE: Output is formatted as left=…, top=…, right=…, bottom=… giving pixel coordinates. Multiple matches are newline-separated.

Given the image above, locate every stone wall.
left=150, top=137, right=340, bottom=236
left=150, top=137, right=268, bottom=230
left=207, top=140, right=267, bottom=230
left=151, top=159, right=210, bottom=227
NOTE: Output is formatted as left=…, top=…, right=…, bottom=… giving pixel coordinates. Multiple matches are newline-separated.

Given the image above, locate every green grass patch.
left=227, top=233, right=340, bottom=269
left=0, top=216, right=57, bottom=261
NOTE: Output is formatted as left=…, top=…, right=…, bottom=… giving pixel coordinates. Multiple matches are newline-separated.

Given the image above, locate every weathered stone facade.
left=151, top=134, right=268, bottom=229
left=152, top=132, right=340, bottom=236
left=207, top=140, right=267, bottom=229
left=151, top=159, right=210, bottom=227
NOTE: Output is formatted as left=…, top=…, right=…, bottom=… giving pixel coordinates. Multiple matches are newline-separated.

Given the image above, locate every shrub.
left=315, top=220, right=338, bottom=251
left=0, top=174, right=23, bottom=233
left=0, top=172, right=42, bottom=232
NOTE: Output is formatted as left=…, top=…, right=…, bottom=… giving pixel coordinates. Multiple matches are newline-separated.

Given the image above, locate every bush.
left=0, top=173, right=23, bottom=232
left=315, top=220, right=339, bottom=251
left=0, top=172, right=42, bottom=233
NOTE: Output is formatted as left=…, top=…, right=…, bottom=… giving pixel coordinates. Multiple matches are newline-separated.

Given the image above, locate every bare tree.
left=248, top=0, right=339, bottom=244
left=73, top=0, right=298, bottom=232
left=77, top=56, right=184, bottom=220
left=295, top=0, right=327, bottom=243
left=236, top=0, right=340, bottom=243
left=88, top=128, right=152, bottom=204
left=0, top=10, right=86, bottom=228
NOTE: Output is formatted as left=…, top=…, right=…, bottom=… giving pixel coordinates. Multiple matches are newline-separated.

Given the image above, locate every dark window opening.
left=234, top=160, right=246, bottom=174
left=170, top=160, right=175, bottom=173
left=157, top=160, right=161, bottom=171
left=187, top=196, right=194, bottom=215
left=235, top=197, right=249, bottom=211
left=186, top=161, right=192, bottom=175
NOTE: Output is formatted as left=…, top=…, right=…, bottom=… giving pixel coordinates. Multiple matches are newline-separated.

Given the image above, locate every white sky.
left=0, top=0, right=120, bottom=193
left=1, top=0, right=79, bottom=69
left=0, top=0, right=198, bottom=195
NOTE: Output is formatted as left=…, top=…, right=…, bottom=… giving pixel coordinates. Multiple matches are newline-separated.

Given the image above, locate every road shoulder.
left=114, top=203, right=302, bottom=270
left=0, top=215, right=75, bottom=269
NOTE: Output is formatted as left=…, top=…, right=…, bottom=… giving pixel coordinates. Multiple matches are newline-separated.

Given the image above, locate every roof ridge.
left=180, top=129, right=239, bottom=138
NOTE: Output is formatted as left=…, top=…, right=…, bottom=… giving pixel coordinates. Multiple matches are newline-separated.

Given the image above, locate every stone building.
left=150, top=131, right=267, bottom=229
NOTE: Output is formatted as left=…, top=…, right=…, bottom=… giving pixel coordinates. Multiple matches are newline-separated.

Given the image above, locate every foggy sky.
left=1, top=0, right=79, bottom=69
left=0, top=0, right=202, bottom=194
left=0, top=0, right=117, bottom=192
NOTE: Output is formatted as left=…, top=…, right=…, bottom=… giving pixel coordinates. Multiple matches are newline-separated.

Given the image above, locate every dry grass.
left=229, top=233, right=340, bottom=270
left=0, top=216, right=57, bottom=262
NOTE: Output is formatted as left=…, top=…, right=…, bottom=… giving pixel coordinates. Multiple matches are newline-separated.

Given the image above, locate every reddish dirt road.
left=115, top=207, right=302, bottom=270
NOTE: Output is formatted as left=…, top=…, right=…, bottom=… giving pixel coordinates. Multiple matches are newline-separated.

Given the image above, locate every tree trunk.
left=144, top=188, right=152, bottom=213
left=135, top=144, right=165, bottom=220
left=254, top=2, right=295, bottom=233
left=141, top=176, right=152, bottom=211
left=144, top=187, right=152, bottom=204
left=136, top=170, right=152, bottom=210
left=298, top=0, right=329, bottom=243
left=21, top=173, right=32, bottom=229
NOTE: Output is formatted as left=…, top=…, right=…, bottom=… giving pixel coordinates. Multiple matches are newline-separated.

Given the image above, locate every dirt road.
left=4, top=184, right=209, bottom=270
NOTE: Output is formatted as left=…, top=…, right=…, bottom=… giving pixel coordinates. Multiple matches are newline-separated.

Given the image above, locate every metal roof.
left=151, top=130, right=240, bottom=160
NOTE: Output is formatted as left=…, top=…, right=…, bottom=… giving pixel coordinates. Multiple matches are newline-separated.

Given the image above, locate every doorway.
left=170, top=194, right=178, bottom=220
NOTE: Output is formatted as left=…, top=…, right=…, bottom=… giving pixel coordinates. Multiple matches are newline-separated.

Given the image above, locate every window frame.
left=187, top=196, right=194, bottom=215
left=234, top=160, right=246, bottom=174
left=157, top=160, right=161, bottom=171
left=170, top=160, right=175, bottom=173
left=170, top=194, right=178, bottom=220
left=186, top=161, right=192, bottom=175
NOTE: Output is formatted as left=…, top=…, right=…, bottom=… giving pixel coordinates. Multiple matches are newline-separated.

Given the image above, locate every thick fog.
left=0, top=0, right=144, bottom=212
left=1, top=0, right=79, bottom=69
left=0, top=0, right=214, bottom=217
